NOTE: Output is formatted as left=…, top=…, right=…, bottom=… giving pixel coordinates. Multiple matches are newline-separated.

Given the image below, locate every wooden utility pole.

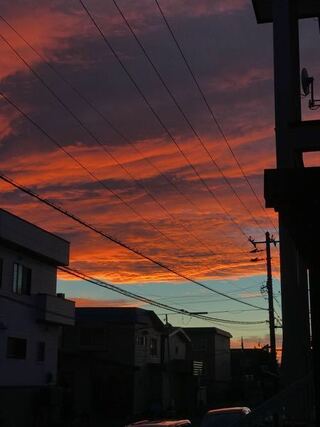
left=249, top=232, right=278, bottom=371
left=265, top=232, right=277, bottom=371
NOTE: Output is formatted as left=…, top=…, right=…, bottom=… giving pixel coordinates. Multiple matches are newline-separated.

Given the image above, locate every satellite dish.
left=301, top=68, right=313, bottom=96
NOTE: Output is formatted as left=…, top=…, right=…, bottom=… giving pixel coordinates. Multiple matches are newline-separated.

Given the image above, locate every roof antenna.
left=301, top=67, right=320, bottom=109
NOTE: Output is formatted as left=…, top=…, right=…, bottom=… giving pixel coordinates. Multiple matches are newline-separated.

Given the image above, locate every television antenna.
left=301, top=67, right=320, bottom=109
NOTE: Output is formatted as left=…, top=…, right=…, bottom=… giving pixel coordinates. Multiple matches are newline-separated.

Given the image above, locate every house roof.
left=169, top=327, right=191, bottom=343
left=183, top=326, right=232, bottom=338
left=75, top=307, right=165, bottom=331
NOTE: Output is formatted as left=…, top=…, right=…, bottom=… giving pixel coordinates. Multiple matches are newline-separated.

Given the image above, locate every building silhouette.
left=0, top=209, right=75, bottom=426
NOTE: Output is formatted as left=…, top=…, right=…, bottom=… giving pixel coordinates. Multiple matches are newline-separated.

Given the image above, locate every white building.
left=0, top=208, right=75, bottom=388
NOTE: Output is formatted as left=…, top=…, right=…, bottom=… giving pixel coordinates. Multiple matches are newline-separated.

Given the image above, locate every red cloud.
left=0, top=0, right=279, bottom=288
left=72, top=297, right=144, bottom=308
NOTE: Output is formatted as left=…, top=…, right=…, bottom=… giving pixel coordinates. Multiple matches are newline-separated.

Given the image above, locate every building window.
left=7, top=337, right=27, bottom=359
left=136, top=335, right=147, bottom=346
left=150, top=338, right=158, bottom=356
left=13, top=263, right=31, bottom=295
left=37, top=342, right=46, bottom=362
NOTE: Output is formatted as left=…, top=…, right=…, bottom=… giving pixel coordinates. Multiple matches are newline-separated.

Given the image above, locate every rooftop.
left=0, top=209, right=69, bottom=266
left=183, top=326, right=232, bottom=339
left=75, top=307, right=165, bottom=331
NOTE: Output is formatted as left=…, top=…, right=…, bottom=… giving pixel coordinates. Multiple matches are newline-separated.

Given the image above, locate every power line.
left=0, top=28, right=247, bottom=258
left=0, top=15, right=232, bottom=260
left=61, top=266, right=266, bottom=325
left=0, top=277, right=264, bottom=326
left=144, top=280, right=267, bottom=302
left=0, top=34, right=199, bottom=257
left=0, top=172, right=268, bottom=311
left=158, top=294, right=266, bottom=306
left=0, top=89, right=190, bottom=259
left=0, top=91, right=252, bottom=289
left=78, top=0, right=250, bottom=241
left=0, top=15, right=239, bottom=259
left=158, top=308, right=262, bottom=316
left=0, top=90, right=251, bottom=280
left=0, top=293, right=74, bottom=321
left=154, top=0, right=278, bottom=233
left=112, top=0, right=265, bottom=235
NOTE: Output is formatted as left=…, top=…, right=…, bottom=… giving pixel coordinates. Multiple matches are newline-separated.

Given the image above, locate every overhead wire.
left=78, top=0, right=251, bottom=241
left=157, top=294, right=267, bottom=307
left=149, top=279, right=267, bottom=303
left=0, top=28, right=253, bottom=264
left=60, top=266, right=266, bottom=325
left=0, top=293, right=75, bottom=322
left=0, top=89, right=192, bottom=260
left=158, top=308, right=262, bottom=316
left=0, top=15, right=244, bottom=260
left=153, top=0, right=278, bottom=234
left=0, top=34, right=199, bottom=257
left=0, top=172, right=268, bottom=311
left=0, top=91, right=253, bottom=281
left=0, top=278, right=264, bottom=326
left=112, top=0, right=266, bottom=235
left=0, top=6, right=272, bottom=326
left=0, top=90, right=254, bottom=290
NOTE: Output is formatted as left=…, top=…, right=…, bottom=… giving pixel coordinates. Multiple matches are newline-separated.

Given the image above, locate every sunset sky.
left=1, top=0, right=319, bottom=347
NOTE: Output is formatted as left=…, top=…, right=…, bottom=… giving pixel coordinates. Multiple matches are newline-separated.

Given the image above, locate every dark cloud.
left=0, top=0, right=280, bottom=285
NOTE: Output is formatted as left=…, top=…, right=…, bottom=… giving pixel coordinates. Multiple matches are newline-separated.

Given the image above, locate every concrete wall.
left=0, top=244, right=57, bottom=295
left=0, top=244, right=63, bottom=386
left=0, top=234, right=74, bottom=386
left=0, top=295, right=61, bottom=386
left=0, top=209, right=69, bottom=265
left=37, top=293, right=75, bottom=326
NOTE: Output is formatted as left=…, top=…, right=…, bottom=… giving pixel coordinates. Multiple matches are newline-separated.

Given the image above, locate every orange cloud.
left=72, top=297, right=144, bottom=308
left=0, top=0, right=280, bottom=290
left=0, top=5, right=85, bottom=80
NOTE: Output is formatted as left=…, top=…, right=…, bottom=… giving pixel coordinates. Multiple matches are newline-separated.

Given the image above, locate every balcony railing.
left=36, top=293, right=75, bottom=326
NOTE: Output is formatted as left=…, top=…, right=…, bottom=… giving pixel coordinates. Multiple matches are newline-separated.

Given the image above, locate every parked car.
left=201, top=407, right=251, bottom=427
left=125, top=420, right=192, bottom=427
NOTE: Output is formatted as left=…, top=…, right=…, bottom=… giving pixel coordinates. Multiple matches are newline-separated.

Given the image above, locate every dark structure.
left=183, top=327, right=232, bottom=409
left=230, top=347, right=275, bottom=406
left=163, top=326, right=194, bottom=417
left=252, top=1, right=320, bottom=423
left=59, top=308, right=193, bottom=423
left=0, top=209, right=74, bottom=427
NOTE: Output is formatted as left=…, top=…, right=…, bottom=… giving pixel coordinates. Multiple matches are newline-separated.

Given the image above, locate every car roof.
left=126, top=420, right=191, bottom=427
left=206, top=407, right=251, bottom=416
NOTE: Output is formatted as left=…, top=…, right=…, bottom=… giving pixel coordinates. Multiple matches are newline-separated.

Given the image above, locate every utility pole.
left=252, top=1, right=319, bottom=423
left=249, top=232, right=278, bottom=371
left=266, top=232, right=277, bottom=371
